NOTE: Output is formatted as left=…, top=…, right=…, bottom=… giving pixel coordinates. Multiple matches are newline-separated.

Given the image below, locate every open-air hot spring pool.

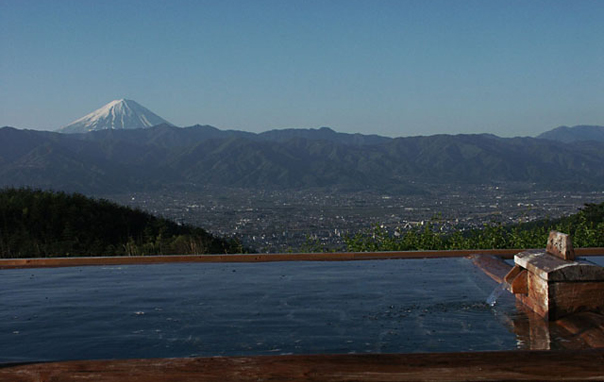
left=1, top=258, right=543, bottom=363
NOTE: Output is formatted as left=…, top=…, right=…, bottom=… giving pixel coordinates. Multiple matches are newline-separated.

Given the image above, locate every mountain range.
left=1, top=99, right=603, bottom=193
left=1, top=123, right=603, bottom=194
left=536, top=125, right=604, bottom=143
left=55, top=99, right=604, bottom=143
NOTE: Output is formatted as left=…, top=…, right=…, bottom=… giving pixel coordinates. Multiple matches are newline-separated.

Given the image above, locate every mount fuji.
left=58, top=99, right=173, bottom=134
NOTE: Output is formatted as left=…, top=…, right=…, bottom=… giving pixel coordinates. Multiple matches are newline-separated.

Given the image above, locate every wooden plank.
left=1, top=248, right=602, bottom=270
left=469, top=254, right=512, bottom=284
left=2, top=350, right=603, bottom=382
left=0, top=249, right=524, bottom=269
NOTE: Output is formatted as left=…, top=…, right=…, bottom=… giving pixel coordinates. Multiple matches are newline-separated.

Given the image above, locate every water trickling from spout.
left=487, top=264, right=527, bottom=306
left=486, top=282, right=511, bottom=306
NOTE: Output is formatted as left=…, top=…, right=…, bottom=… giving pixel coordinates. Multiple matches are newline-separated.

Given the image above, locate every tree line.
left=0, top=188, right=243, bottom=258
left=2, top=188, right=602, bottom=258
left=343, top=203, right=604, bottom=252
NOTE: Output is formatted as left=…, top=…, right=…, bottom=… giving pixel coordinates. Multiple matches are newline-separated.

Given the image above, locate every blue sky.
left=1, top=0, right=603, bottom=137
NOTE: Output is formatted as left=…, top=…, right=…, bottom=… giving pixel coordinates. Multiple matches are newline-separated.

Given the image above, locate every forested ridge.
left=2, top=125, right=604, bottom=194
left=0, top=188, right=243, bottom=258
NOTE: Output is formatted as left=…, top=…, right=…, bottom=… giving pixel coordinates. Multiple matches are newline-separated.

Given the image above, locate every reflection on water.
left=0, top=258, right=597, bottom=363
left=510, top=301, right=604, bottom=350
left=495, top=255, right=604, bottom=350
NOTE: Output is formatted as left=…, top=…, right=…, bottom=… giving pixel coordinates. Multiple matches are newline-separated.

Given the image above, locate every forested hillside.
left=2, top=125, right=604, bottom=193
left=0, top=188, right=243, bottom=258
left=344, top=203, right=604, bottom=252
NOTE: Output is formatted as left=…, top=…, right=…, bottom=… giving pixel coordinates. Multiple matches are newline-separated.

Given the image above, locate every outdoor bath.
left=2, top=255, right=599, bottom=364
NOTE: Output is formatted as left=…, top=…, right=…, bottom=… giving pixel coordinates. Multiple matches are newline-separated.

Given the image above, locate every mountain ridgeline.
left=1, top=124, right=604, bottom=194
left=0, top=188, right=243, bottom=258
left=536, top=125, right=604, bottom=143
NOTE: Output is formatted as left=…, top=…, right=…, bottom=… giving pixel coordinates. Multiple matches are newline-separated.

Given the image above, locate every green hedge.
left=345, top=203, right=604, bottom=252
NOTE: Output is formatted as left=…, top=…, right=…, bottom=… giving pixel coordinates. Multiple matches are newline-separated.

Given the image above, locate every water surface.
left=1, top=258, right=521, bottom=362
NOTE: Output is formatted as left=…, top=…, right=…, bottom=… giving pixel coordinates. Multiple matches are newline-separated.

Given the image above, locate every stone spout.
left=504, top=265, right=528, bottom=295
left=511, top=231, right=604, bottom=321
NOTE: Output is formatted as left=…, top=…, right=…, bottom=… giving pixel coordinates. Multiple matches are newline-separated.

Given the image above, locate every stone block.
left=513, top=250, right=604, bottom=320
left=546, top=231, right=575, bottom=261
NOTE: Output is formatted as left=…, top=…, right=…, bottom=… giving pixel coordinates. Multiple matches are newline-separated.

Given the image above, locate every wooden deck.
left=2, top=349, right=603, bottom=381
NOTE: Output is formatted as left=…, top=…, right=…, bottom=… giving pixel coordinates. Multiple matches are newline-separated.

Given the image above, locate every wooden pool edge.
left=1, top=248, right=603, bottom=269
left=2, top=250, right=603, bottom=381
left=2, top=349, right=603, bottom=381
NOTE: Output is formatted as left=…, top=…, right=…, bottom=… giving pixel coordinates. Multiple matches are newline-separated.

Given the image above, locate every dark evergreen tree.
left=0, top=188, right=244, bottom=258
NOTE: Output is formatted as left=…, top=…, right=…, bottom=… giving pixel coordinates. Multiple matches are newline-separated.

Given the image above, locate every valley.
left=103, top=184, right=604, bottom=253
left=3, top=101, right=604, bottom=254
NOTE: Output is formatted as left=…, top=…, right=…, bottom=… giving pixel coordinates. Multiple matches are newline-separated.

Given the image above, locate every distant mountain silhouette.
left=258, top=126, right=391, bottom=146
left=2, top=125, right=604, bottom=193
left=76, top=125, right=390, bottom=148
left=537, top=125, right=604, bottom=143
left=76, top=124, right=256, bottom=148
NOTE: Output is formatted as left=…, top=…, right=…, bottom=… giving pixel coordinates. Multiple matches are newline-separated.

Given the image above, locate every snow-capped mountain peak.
left=58, top=99, right=173, bottom=133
